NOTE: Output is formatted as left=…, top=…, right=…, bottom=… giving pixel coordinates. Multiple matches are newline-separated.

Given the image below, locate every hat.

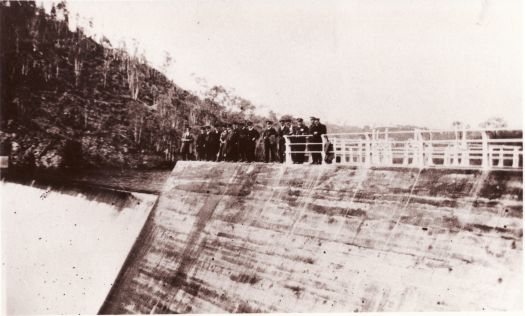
left=297, top=118, right=303, bottom=122
left=246, top=121, right=253, bottom=126
left=285, top=119, right=292, bottom=123
left=266, top=120, right=273, bottom=124
left=309, top=116, right=316, bottom=120
left=205, top=125, right=211, bottom=129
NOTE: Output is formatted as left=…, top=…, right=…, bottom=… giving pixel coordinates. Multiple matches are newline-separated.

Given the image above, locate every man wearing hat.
left=180, top=126, right=195, bottom=161
left=218, top=124, right=230, bottom=161
left=245, top=121, right=260, bottom=162
left=279, top=119, right=294, bottom=163
left=308, top=117, right=327, bottom=164
left=238, top=121, right=249, bottom=162
left=225, top=122, right=240, bottom=161
left=195, top=126, right=207, bottom=161
left=292, top=118, right=309, bottom=164
left=205, top=124, right=221, bottom=161
left=276, top=118, right=286, bottom=163
left=262, top=120, right=278, bottom=163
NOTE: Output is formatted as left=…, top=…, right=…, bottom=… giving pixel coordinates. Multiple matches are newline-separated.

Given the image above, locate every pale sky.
left=44, top=0, right=522, bottom=128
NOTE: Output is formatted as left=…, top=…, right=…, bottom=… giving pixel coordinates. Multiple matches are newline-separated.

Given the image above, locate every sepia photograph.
left=0, top=0, right=523, bottom=314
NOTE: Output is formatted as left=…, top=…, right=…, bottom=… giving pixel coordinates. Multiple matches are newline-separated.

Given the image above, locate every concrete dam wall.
left=101, top=161, right=522, bottom=313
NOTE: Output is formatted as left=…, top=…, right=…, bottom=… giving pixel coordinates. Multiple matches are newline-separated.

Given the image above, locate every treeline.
left=0, top=1, right=276, bottom=169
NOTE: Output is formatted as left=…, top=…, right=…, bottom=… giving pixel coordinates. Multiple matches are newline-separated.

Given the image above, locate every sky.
left=42, top=0, right=522, bottom=128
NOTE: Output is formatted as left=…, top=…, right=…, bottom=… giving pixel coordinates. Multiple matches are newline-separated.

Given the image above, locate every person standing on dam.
left=224, top=123, right=240, bottom=162
left=238, top=121, right=249, bottom=162
left=179, top=127, right=195, bottom=160
left=218, top=125, right=229, bottom=161
left=195, top=126, right=207, bottom=161
left=279, top=118, right=294, bottom=163
left=204, top=125, right=220, bottom=161
left=292, top=118, right=309, bottom=164
left=263, top=120, right=278, bottom=163
left=245, top=121, right=260, bottom=162
left=308, top=117, right=327, bottom=164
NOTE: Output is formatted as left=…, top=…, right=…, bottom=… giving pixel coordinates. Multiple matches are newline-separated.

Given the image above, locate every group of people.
left=179, top=116, right=327, bottom=164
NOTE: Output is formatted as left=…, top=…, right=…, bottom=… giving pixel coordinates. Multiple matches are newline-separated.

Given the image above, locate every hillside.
left=0, top=1, right=265, bottom=170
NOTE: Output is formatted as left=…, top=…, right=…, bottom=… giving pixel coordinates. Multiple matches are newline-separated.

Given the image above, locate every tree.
left=479, top=117, right=508, bottom=129
left=161, top=51, right=173, bottom=75
left=100, top=36, right=114, bottom=87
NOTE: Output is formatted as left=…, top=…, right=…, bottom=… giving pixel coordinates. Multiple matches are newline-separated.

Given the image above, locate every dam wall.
left=1, top=181, right=157, bottom=315
left=101, top=161, right=522, bottom=313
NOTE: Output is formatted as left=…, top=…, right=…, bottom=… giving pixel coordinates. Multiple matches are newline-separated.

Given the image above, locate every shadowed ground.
left=100, top=161, right=522, bottom=313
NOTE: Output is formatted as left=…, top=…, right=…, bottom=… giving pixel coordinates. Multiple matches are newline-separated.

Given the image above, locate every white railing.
left=284, top=128, right=523, bottom=170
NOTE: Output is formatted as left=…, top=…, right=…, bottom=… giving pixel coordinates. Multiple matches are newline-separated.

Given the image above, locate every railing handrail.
left=323, top=128, right=523, bottom=137
left=283, top=128, right=523, bottom=170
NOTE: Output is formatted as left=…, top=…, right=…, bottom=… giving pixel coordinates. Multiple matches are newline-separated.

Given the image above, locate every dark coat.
left=246, top=128, right=260, bottom=144
left=292, top=124, right=309, bottom=146
left=308, top=123, right=327, bottom=151
left=262, top=127, right=278, bottom=146
left=225, top=129, right=240, bottom=160
left=196, top=133, right=206, bottom=153
left=205, top=131, right=220, bottom=157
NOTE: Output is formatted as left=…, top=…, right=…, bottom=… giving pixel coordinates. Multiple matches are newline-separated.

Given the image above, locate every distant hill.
left=0, top=1, right=266, bottom=169
left=0, top=1, right=429, bottom=171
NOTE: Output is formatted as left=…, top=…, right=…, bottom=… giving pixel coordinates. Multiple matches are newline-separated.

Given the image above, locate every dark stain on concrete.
left=285, top=285, right=304, bottom=298
left=294, top=256, right=315, bottom=264
left=229, top=273, right=261, bottom=285
left=236, top=302, right=260, bottom=313
left=217, top=232, right=236, bottom=239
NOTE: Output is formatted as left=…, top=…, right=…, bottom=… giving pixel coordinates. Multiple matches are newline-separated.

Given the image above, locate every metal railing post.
left=364, top=134, right=371, bottom=166
left=371, top=129, right=378, bottom=165
left=498, top=148, right=504, bottom=167
left=481, top=131, right=489, bottom=170
left=321, top=135, right=327, bottom=165
left=284, top=136, right=293, bottom=165
left=321, top=135, right=328, bottom=165
left=460, top=127, right=468, bottom=166
left=512, top=147, right=519, bottom=168
left=414, top=129, right=424, bottom=168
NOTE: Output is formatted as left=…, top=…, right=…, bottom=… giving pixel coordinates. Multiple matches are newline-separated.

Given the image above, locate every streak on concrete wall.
left=100, top=161, right=522, bottom=313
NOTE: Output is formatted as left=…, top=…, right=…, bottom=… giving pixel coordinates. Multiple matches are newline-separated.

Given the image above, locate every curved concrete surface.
left=1, top=182, right=157, bottom=315
left=100, top=161, right=522, bottom=313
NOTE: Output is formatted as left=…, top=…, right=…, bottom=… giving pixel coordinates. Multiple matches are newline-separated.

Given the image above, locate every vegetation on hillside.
left=0, top=1, right=280, bottom=169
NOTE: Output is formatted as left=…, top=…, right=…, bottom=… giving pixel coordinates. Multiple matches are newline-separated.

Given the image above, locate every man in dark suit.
left=292, top=118, right=309, bottom=164
left=262, top=120, right=278, bottom=163
left=218, top=125, right=229, bottom=161
left=205, top=125, right=220, bottom=161
left=308, top=117, right=327, bottom=164
left=245, top=121, right=260, bottom=162
left=195, top=126, right=207, bottom=160
left=238, top=121, right=249, bottom=162
left=225, top=123, right=241, bottom=162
